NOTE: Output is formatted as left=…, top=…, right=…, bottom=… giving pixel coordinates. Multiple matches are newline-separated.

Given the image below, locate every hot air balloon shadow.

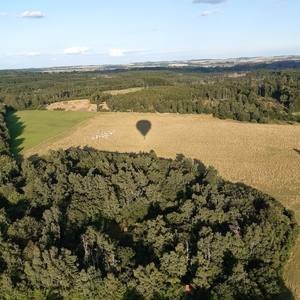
left=136, top=120, right=152, bottom=139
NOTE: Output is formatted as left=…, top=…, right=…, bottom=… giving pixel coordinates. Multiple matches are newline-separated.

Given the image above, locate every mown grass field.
left=8, top=111, right=300, bottom=299
left=6, top=110, right=95, bottom=155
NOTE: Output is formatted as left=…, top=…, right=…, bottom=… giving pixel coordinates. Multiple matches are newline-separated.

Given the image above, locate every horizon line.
left=1, top=53, right=300, bottom=72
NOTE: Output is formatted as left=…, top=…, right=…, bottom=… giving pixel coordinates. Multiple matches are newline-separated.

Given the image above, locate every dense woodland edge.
left=0, top=103, right=299, bottom=299
left=1, top=69, right=300, bottom=123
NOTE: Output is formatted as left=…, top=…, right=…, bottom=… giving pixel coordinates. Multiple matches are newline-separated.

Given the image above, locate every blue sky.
left=0, top=0, right=300, bottom=69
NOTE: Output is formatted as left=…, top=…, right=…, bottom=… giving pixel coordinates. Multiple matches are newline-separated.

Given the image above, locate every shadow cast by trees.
left=5, top=109, right=25, bottom=159
left=273, top=280, right=295, bottom=300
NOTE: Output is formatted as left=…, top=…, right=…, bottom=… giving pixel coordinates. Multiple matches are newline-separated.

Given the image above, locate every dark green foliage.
left=0, top=70, right=172, bottom=110
left=0, top=106, right=20, bottom=199
left=0, top=104, right=10, bottom=155
left=107, top=71, right=300, bottom=123
left=0, top=152, right=297, bottom=298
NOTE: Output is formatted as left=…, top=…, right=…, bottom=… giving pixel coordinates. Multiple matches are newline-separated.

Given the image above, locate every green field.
left=6, top=110, right=94, bottom=156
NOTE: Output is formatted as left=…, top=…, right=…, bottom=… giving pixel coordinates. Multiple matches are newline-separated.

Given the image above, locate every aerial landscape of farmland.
left=1, top=0, right=300, bottom=299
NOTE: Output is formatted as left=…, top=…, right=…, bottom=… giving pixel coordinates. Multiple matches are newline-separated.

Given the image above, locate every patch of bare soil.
left=47, top=99, right=97, bottom=112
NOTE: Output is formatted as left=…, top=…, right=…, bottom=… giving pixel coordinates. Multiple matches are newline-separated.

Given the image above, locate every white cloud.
left=108, top=48, right=125, bottom=57
left=21, top=11, right=45, bottom=18
left=193, top=0, right=226, bottom=4
left=0, top=12, right=8, bottom=16
left=26, top=52, right=40, bottom=57
left=64, top=46, right=90, bottom=55
left=200, top=10, right=218, bottom=16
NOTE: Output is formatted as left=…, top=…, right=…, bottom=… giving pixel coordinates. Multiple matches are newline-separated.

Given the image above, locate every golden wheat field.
left=24, top=112, right=300, bottom=298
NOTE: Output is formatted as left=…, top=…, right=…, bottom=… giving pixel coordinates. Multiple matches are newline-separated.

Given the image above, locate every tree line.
left=0, top=105, right=298, bottom=299
left=106, top=71, right=300, bottom=123
left=1, top=69, right=300, bottom=123
left=0, top=71, right=171, bottom=110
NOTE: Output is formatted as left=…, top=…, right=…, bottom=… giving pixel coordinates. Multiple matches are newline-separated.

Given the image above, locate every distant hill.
left=35, top=55, right=300, bottom=73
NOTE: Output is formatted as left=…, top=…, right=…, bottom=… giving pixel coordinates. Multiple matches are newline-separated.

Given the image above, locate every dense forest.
left=0, top=105, right=298, bottom=299
left=0, top=68, right=300, bottom=123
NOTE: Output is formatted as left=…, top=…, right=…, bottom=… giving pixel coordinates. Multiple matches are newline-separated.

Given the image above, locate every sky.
left=0, top=0, right=300, bottom=69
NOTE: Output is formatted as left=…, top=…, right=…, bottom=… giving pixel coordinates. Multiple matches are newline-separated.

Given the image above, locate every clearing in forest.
left=46, top=87, right=144, bottom=112
left=104, top=87, right=144, bottom=95
left=46, top=99, right=97, bottom=112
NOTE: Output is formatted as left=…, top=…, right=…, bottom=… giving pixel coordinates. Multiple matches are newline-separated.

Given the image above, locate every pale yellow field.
left=24, top=112, right=300, bottom=298
left=104, top=87, right=144, bottom=95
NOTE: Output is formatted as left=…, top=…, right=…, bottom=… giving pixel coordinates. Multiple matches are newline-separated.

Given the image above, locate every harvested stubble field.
left=21, top=112, right=300, bottom=298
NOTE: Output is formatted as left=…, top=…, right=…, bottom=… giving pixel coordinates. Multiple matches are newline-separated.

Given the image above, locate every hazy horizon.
left=1, top=53, right=300, bottom=71
left=1, top=0, right=300, bottom=69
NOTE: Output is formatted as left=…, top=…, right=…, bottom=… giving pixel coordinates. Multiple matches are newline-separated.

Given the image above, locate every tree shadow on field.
left=272, top=281, right=295, bottom=300
left=5, top=109, right=25, bottom=159
left=293, top=148, right=300, bottom=156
